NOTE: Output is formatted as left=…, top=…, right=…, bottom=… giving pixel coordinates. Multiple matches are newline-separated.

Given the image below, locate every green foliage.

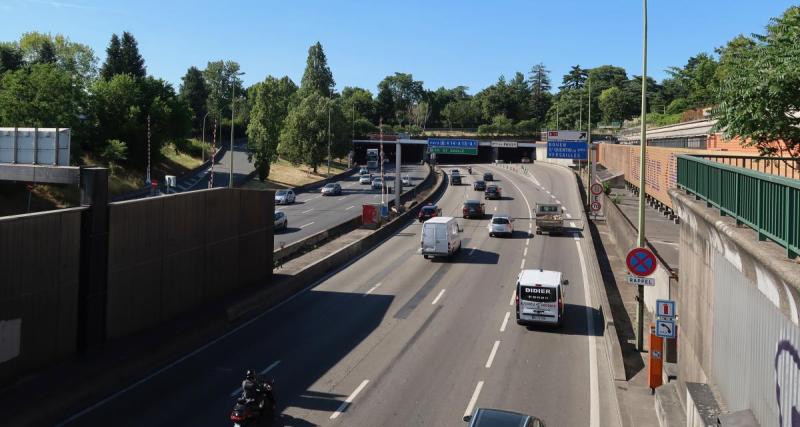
left=598, top=87, right=627, bottom=124
left=100, top=34, right=121, bottom=80
left=17, top=32, right=97, bottom=84
left=247, top=76, right=298, bottom=180
left=560, top=65, right=588, bottom=90
left=203, top=60, right=244, bottom=123
left=664, top=53, right=719, bottom=109
left=300, top=42, right=334, bottom=98
left=353, top=117, right=378, bottom=138
left=0, top=64, right=87, bottom=130
left=180, top=66, right=209, bottom=134
left=666, top=98, right=689, bottom=115
left=0, top=43, right=23, bottom=74
left=100, top=32, right=145, bottom=80
left=279, top=92, right=348, bottom=173
left=376, top=72, right=424, bottom=124
left=441, top=99, right=482, bottom=128
left=477, top=115, right=514, bottom=136
left=715, top=6, right=800, bottom=157
left=102, top=139, right=128, bottom=173
left=646, top=112, right=683, bottom=127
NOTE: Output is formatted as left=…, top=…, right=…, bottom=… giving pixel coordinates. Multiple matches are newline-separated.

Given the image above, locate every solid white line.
left=302, top=209, right=313, bottom=214
left=432, top=289, right=446, bottom=305
left=229, top=360, right=282, bottom=397
left=500, top=312, right=510, bottom=332
left=523, top=247, right=528, bottom=257
left=463, top=381, right=484, bottom=419
left=575, top=240, right=600, bottom=427
left=363, top=282, right=382, bottom=296
left=566, top=213, right=573, bottom=219
left=330, top=379, right=370, bottom=420
left=300, top=222, right=314, bottom=228
left=485, top=341, right=501, bottom=368
left=346, top=205, right=355, bottom=210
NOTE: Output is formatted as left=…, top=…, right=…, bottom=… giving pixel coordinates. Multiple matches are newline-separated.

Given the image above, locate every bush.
left=102, top=139, right=128, bottom=174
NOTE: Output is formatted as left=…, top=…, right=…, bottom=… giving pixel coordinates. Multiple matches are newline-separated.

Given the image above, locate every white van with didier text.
left=515, top=269, right=569, bottom=327
left=420, top=216, right=462, bottom=259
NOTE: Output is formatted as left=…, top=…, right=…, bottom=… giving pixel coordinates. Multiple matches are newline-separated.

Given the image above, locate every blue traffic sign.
left=655, top=319, right=677, bottom=339
left=547, top=141, right=587, bottom=159
left=427, top=139, right=478, bottom=148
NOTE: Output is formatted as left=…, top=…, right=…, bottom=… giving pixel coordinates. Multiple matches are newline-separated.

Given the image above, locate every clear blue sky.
left=2, top=0, right=796, bottom=94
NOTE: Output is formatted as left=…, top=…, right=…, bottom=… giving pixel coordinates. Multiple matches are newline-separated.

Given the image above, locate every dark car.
left=418, top=204, right=443, bottom=222
left=464, top=408, right=545, bottom=427
left=451, top=174, right=462, bottom=185
left=462, top=200, right=485, bottom=219
left=483, top=172, right=494, bottom=181
left=485, top=185, right=501, bottom=200
left=473, top=180, right=486, bottom=191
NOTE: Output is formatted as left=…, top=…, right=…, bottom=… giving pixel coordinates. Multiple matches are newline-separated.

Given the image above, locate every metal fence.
left=702, top=155, right=800, bottom=181
left=677, top=154, right=800, bottom=259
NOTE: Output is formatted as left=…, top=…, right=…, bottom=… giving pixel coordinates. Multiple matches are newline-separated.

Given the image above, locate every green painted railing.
left=677, top=154, right=800, bottom=259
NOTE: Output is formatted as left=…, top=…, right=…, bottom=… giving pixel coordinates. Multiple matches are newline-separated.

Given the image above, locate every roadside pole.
left=587, top=82, right=593, bottom=216
left=637, top=0, right=649, bottom=352
left=395, top=141, right=401, bottom=212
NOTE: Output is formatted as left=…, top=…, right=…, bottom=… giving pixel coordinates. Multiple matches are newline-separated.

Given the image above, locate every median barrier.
left=227, top=168, right=444, bottom=322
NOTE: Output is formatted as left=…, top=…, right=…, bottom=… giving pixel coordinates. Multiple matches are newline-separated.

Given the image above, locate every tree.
left=560, top=65, right=588, bottom=90
left=279, top=92, right=348, bottom=173
left=341, top=86, right=376, bottom=122
left=120, top=31, right=146, bottom=78
left=0, top=64, right=86, bottom=131
left=377, top=72, right=424, bottom=124
left=375, top=82, right=394, bottom=123
left=203, top=60, right=243, bottom=125
left=587, top=65, right=628, bottom=98
left=665, top=53, right=719, bottom=109
left=715, top=6, right=800, bottom=158
left=179, top=66, right=209, bottom=134
left=0, top=43, right=23, bottom=74
left=247, top=76, right=297, bottom=180
left=528, top=63, right=552, bottom=122
left=17, top=32, right=96, bottom=84
left=441, top=99, right=481, bottom=128
left=598, top=87, right=627, bottom=124
left=100, top=33, right=122, bottom=80
left=407, top=101, right=431, bottom=130
left=34, top=40, right=56, bottom=64
left=299, top=42, right=334, bottom=98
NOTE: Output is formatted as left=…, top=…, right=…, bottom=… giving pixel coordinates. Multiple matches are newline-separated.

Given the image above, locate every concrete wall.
left=0, top=207, right=84, bottom=383
left=106, top=188, right=273, bottom=339
left=670, top=189, right=800, bottom=426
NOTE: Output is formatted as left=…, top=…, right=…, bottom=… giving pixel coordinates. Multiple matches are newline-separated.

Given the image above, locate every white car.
left=359, top=174, right=372, bottom=185
left=274, top=189, right=295, bottom=205
left=401, top=175, right=411, bottom=186
left=488, top=215, right=514, bottom=237
left=372, top=177, right=384, bottom=190
left=359, top=167, right=369, bottom=175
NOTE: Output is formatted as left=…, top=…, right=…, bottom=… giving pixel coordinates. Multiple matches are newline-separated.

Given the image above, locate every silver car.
left=488, top=215, right=514, bottom=237
left=321, top=182, right=342, bottom=196
left=273, top=211, right=287, bottom=231
left=275, top=189, right=295, bottom=205
left=359, top=174, right=372, bottom=185
left=401, top=175, right=411, bottom=186
left=372, top=178, right=384, bottom=190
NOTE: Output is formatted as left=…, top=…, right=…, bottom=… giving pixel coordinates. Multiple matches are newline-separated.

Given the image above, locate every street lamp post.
left=636, top=0, right=649, bottom=352
left=202, top=111, right=210, bottom=163
left=327, top=94, right=332, bottom=177
left=230, top=71, right=245, bottom=188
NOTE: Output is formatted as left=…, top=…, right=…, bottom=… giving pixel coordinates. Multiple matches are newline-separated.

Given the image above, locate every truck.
left=534, top=202, right=564, bottom=235
left=366, top=148, right=380, bottom=169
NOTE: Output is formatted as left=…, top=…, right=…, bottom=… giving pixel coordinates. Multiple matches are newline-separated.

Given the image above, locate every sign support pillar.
left=637, top=0, right=649, bottom=352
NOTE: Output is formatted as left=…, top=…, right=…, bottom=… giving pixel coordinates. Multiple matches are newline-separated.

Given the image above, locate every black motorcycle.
left=230, top=379, right=275, bottom=426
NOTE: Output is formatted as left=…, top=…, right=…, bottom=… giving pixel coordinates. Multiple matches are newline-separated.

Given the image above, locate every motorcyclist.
left=242, top=370, right=276, bottom=410
left=467, top=166, right=472, bottom=174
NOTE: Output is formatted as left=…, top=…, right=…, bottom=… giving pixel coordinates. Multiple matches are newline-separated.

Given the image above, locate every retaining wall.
left=0, top=207, right=84, bottom=383
left=106, top=188, right=274, bottom=339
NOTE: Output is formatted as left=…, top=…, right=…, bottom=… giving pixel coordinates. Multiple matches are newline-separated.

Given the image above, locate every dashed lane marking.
left=330, top=379, right=370, bottom=420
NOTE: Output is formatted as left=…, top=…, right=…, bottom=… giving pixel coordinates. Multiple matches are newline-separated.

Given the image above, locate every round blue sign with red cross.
left=626, top=247, right=657, bottom=277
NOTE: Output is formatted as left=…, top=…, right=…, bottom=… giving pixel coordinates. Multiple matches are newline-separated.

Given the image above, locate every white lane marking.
left=229, top=360, right=281, bottom=397
left=463, top=381, right=484, bottom=419
left=509, top=290, right=516, bottom=306
left=300, top=222, right=314, bottom=228
left=569, top=221, right=576, bottom=228
left=346, top=205, right=355, bottom=210
left=431, top=289, right=446, bottom=305
left=302, top=209, right=313, bottom=214
left=500, top=312, right=510, bottom=332
left=520, top=259, right=525, bottom=269
left=554, top=199, right=560, bottom=204
left=545, top=190, right=551, bottom=194
left=523, top=247, right=528, bottom=257
left=525, top=240, right=530, bottom=247
left=363, top=282, right=382, bottom=296
left=575, top=239, right=600, bottom=427
left=493, top=206, right=497, bottom=211
left=468, top=247, right=477, bottom=256
left=485, top=340, right=501, bottom=368
left=566, top=213, right=573, bottom=219
left=330, top=379, right=370, bottom=420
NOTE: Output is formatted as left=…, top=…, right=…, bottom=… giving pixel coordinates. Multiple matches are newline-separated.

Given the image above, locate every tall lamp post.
left=229, top=71, right=245, bottom=188
left=327, top=93, right=332, bottom=177
left=636, top=0, right=649, bottom=352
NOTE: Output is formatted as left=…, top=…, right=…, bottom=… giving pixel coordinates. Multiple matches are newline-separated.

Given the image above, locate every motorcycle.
left=467, top=167, right=472, bottom=174
left=230, top=379, right=275, bottom=426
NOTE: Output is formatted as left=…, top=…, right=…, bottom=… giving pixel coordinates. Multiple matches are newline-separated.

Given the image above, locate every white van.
left=515, top=269, right=569, bottom=326
left=421, top=216, right=462, bottom=259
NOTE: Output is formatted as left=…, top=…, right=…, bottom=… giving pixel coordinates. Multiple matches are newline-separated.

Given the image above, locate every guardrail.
left=677, top=154, right=799, bottom=259
left=700, top=155, right=800, bottom=181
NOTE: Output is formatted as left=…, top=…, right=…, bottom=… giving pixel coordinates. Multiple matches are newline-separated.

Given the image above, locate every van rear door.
left=422, top=223, right=436, bottom=252
left=518, top=284, right=559, bottom=323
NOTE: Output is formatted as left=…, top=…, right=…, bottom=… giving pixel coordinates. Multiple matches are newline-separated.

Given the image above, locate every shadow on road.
left=430, top=248, right=500, bottom=264
left=524, top=304, right=603, bottom=337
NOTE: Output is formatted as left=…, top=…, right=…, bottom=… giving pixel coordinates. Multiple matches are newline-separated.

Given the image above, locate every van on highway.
left=421, top=216, right=462, bottom=259
left=515, top=269, right=568, bottom=327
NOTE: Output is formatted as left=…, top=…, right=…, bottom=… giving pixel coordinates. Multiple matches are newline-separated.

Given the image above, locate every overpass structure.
left=352, top=138, right=543, bottom=164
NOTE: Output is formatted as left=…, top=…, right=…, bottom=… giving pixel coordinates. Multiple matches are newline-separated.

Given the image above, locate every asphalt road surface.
left=274, top=164, right=429, bottom=250
left=59, top=162, right=619, bottom=427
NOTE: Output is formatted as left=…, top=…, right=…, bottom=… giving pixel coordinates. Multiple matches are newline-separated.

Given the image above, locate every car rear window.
left=492, top=217, right=510, bottom=224
left=539, top=205, right=558, bottom=213
left=520, top=285, right=557, bottom=302
left=276, top=190, right=287, bottom=195
left=464, top=201, right=480, bottom=207
left=422, top=206, right=436, bottom=213
left=487, top=186, right=498, bottom=191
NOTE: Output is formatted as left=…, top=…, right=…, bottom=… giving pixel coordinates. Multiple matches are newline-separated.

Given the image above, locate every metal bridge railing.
left=677, top=154, right=800, bottom=259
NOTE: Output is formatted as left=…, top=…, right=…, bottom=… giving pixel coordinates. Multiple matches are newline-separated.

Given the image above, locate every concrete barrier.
left=227, top=168, right=445, bottom=322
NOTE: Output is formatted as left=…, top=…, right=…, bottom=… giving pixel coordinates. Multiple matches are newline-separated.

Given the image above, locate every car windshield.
left=276, top=190, right=287, bottom=196
left=487, top=186, right=498, bottom=192
left=422, top=206, right=436, bottom=213
left=324, top=184, right=335, bottom=189
left=539, top=205, right=558, bottom=213
left=476, top=181, right=484, bottom=185
left=492, top=217, right=510, bottom=224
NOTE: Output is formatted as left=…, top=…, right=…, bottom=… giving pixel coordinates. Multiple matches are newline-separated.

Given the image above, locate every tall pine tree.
left=179, top=66, right=209, bottom=134
left=299, top=42, right=334, bottom=98
left=120, top=31, right=146, bottom=78
left=100, top=33, right=122, bottom=80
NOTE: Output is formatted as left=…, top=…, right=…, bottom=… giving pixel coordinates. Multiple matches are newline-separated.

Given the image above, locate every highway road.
left=274, top=164, right=429, bottom=250
left=59, top=162, right=619, bottom=427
